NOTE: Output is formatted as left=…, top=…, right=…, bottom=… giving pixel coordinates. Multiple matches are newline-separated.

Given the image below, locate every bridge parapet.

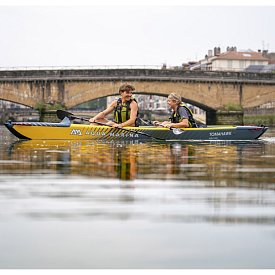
left=0, top=69, right=275, bottom=84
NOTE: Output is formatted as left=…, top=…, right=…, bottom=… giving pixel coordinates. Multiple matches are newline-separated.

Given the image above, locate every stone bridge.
left=1, top=68, right=275, bottom=124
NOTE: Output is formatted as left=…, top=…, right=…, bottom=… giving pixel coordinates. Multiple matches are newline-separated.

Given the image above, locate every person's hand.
left=89, top=117, right=96, bottom=123
left=152, top=121, right=160, bottom=126
left=164, top=123, right=173, bottom=129
left=113, top=123, right=122, bottom=128
left=161, top=121, right=169, bottom=126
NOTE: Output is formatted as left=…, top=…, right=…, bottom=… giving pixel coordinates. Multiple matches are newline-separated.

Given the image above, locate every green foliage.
left=244, top=114, right=275, bottom=126
left=222, top=103, right=243, bottom=111
left=46, top=102, right=65, bottom=110
left=34, top=102, right=46, bottom=113
left=34, top=101, right=65, bottom=112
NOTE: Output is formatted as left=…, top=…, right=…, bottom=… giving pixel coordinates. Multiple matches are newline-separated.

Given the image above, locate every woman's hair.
left=168, top=93, right=182, bottom=105
left=119, top=84, right=135, bottom=93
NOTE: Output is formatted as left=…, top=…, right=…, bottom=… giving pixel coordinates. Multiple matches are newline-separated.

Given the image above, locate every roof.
left=215, top=51, right=269, bottom=61
left=245, top=64, right=275, bottom=73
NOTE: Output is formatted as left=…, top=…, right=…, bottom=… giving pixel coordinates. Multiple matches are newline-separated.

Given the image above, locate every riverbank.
left=244, top=114, right=275, bottom=126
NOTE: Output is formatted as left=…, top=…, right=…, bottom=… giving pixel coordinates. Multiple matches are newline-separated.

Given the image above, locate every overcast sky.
left=0, top=3, right=274, bottom=68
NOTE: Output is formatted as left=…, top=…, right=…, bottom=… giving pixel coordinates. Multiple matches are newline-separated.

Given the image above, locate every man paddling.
left=89, top=84, right=139, bottom=127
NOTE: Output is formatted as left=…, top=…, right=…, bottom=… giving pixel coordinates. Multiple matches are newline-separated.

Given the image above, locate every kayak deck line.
left=5, top=117, right=71, bottom=127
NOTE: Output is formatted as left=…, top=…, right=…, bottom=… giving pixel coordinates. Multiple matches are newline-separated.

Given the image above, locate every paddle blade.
left=172, top=128, right=184, bottom=135
left=56, top=110, right=74, bottom=120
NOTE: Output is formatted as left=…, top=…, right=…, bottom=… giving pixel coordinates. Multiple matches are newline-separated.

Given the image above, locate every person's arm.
left=165, top=119, right=189, bottom=128
left=164, top=107, right=190, bottom=128
left=153, top=121, right=169, bottom=126
left=89, top=101, right=116, bottom=123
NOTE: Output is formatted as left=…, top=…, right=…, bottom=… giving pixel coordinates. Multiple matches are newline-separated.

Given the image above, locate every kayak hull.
left=4, top=120, right=268, bottom=141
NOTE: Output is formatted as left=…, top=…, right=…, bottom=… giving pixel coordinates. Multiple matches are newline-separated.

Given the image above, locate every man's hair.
left=119, top=84, right=135, bottom=93
left=168, top=93, right=182, bottom=104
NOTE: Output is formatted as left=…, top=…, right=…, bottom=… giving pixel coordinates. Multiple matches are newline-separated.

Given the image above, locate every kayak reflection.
left=6, top=140, right=196, bottom=180
left=4, top=140, right=275, bottom=185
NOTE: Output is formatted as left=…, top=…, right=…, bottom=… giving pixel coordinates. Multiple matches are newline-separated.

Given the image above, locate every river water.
left=1, top=125, right=275, bottom=268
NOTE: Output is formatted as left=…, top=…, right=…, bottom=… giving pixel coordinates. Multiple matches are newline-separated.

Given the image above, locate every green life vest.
left=170, top=103, right=197, bottom=128
left=114, top=98, right=139, bottom=126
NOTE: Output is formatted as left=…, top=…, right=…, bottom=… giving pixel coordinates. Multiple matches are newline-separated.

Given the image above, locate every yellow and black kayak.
left=5, top=117, right=268, bottom=141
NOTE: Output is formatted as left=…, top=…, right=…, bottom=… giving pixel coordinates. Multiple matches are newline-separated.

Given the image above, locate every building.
left=245, top=64, right=275, bottom=73
left=211, top=49, right=269, bottom=71
left=266, top=52, right=275, bottom=64
left=192, top=47, right=269, bottom=72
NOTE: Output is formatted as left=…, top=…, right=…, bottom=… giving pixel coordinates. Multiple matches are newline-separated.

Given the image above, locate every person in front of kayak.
left=89, top=84, right=139, bottom=127
left=153, top=93, right=197, bottom=128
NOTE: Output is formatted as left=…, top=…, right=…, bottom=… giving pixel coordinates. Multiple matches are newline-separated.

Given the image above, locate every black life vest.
left=170, top=103, right=198, bottom=128
left=114, top=98, right=139, bottom=126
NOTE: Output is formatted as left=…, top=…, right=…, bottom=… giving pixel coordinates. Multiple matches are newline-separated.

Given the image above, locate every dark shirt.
left=177, top=106, right=189, bottom=121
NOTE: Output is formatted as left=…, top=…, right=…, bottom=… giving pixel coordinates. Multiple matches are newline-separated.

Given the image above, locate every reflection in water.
left=1, top=126, right=275, bottom=268
left=2, top=139, right=275, bottom=188
left=1, top=175, right=275, bottom=225
left=1, top=137, right=275, bottom=225
left=4, top=139, right=196, bottom=180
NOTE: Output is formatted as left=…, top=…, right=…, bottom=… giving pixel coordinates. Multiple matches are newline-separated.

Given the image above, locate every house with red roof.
left=192, top=47, right=269, bottom=72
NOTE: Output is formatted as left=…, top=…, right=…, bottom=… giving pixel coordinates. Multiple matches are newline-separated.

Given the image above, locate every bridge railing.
left=0, top=67, right=274, bottom=82
left=0, top=65, right=162, bottom=71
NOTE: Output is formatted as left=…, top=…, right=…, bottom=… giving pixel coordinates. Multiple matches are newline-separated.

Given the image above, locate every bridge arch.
left=0, top=81, right=42, bottom=108
left=64, top=81, right=219, bottom=112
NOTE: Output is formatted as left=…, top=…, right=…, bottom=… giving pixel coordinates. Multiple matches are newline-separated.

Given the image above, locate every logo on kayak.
left=85, top=129, right=139, bottom=138
left=209, top=131, right=232, bottom=137
left=85, top=130, right=106, bottom=136
left=70, top=129, right=82, bottom=136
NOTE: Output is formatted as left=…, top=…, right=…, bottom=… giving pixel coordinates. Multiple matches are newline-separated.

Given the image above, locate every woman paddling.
left=153, top=93, right=197, bottom=128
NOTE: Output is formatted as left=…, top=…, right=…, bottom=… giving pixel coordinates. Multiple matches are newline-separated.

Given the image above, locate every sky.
left=0, top=1, right=275, bottom=68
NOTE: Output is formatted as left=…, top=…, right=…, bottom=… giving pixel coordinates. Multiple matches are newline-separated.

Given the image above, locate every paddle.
left=56, top=110, right=167, bottom=141
left=151, top=121, right=184, bottom=135
left=129, top=117, right=184, bottom=135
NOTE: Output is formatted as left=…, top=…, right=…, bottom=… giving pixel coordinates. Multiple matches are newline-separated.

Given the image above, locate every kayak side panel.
left=4, top=122, right=268, bottom=141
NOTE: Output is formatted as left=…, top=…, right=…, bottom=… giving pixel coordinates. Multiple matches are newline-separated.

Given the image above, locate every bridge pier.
left=206, top=110, right=216, bottom=125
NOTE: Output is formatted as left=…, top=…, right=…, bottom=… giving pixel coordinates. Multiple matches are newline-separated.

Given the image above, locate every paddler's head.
left=119, top=84, right=135, bottom=102
left=167, top=93, right=182, bottom=109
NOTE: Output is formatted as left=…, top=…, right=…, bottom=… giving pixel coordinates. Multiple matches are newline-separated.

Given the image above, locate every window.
left=239, top=60, right=245, bottom=69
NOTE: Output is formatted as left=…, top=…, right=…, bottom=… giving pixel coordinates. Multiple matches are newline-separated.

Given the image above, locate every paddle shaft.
left=92, top=120, right=166, bottom=141
left=57, top=110, right=166, bottom=141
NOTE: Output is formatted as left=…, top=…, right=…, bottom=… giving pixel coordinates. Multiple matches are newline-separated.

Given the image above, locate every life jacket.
left=114, top=98, right=139, bottom=126
left=170, top=103, right=198, bottom=128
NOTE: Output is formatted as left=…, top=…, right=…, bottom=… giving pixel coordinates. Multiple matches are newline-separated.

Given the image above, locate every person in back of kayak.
left=89, top=84, right=139, bottom=127
left=153, top=93, right=197, bottom=128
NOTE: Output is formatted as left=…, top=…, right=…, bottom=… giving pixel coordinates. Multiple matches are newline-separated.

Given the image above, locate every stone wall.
left=216, top=111, right=244, bottom=125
